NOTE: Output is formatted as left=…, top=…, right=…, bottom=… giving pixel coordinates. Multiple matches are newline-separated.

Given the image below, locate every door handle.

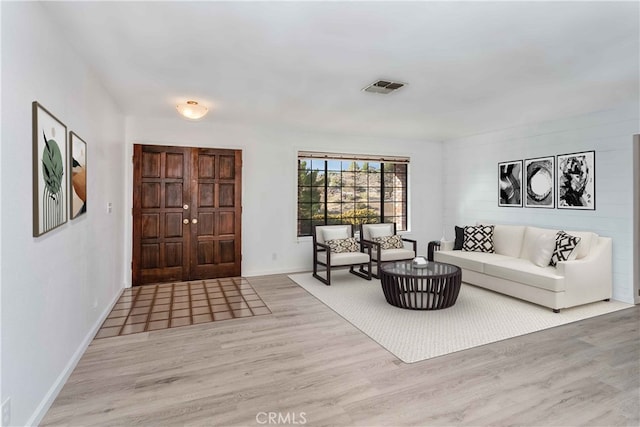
left=192, top=218, right=198, bottom=224
left=183, top=219, right=189, bottom=225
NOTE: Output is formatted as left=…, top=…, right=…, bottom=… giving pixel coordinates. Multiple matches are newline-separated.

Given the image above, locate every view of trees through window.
left=298, top=158, right=408, bottom=237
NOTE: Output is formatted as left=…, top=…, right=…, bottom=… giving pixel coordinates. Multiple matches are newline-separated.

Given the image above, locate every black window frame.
left=297, top=155, right=408, bottom=237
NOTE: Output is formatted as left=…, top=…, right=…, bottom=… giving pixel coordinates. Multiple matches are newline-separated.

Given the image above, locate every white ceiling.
left=43, top=1, right=639, bottom=141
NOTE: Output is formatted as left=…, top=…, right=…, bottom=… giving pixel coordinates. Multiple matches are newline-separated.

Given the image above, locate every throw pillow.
left=326, top=237, right=359, bottom=253
left=463, top=225, right=495, bottom=253
left=549, top=231, right=581, bottom=267
left=529, top=233, right=556, bottom=267
left=454, top=226, right=464, bottom=250
left=372, top=234, right=404, bottom=250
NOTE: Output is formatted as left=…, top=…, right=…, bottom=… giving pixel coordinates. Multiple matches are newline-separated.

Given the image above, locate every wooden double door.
left=132, top=145, right=242, bottom=286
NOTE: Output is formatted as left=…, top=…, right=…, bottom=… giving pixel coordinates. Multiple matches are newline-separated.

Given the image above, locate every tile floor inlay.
left=95, top=277, right=271, bottom=339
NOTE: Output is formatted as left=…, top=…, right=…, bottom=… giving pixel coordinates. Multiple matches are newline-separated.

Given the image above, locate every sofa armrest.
left=440, top=240, right=455, bottom=251
left=361, top=238, right=381, bottom=255
left=555, top=237, right=612, bottom=304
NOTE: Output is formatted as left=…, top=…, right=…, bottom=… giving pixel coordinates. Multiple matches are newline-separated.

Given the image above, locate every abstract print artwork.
left=557, top=151, right=595, bottom=210
left=70, top=132, right=87, bottom=218
left=32, top=102, right=68, bottom=236
left=498, top=160, right=522, bottom=207
left=525, top=156, right=555, bottom=208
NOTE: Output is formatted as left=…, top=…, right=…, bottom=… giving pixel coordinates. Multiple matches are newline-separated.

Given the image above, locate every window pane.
left=341, top=171, right=355, bottom=187
left=298, top=159, right=311, bottom=171
left=327, top=202, right=342, bottom=216
left=384, top=189, right=395, bottom=202
left=327, top=171, right=341, bottom=186
left=384, top=171, right=399, bottom=188
left=355, top=186, right=367, bottom=202
left=368, top=187, right=381, bottom=202
left=368, top=171, right=381, bottom=187
left=298, top=220, right=312, bottom=236
left=299, top=186, right=326, bottom=205
left=341, top=188, right=355, bottom=202
left=298, top=203, right=312, bottom=220
left=327, top=160, right=341, bottom=171
left=311, top=203, right=326, bottom=220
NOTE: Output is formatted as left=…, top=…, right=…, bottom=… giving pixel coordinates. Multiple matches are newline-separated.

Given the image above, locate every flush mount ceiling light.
left=176, top=100, right=208, bottom=120
left=362, top=79, right=407, bottom=94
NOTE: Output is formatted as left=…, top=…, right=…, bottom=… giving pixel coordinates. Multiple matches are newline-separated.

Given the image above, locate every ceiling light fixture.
left=176, top=100, right=208, bottom=120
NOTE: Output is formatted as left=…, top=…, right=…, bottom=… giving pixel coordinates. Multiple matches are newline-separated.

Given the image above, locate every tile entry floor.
left=95, top=277, right=271, bottom=338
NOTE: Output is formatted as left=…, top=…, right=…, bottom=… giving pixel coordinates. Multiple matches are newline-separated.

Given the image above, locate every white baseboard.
left=27, top=288, right=122, bottom=426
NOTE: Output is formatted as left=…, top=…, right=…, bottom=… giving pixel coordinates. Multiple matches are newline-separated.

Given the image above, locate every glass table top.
left=380, top=260, right=460, bottom=277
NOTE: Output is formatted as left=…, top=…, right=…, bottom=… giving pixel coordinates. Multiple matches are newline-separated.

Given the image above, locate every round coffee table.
left=380, top=260, right=462, bottom=310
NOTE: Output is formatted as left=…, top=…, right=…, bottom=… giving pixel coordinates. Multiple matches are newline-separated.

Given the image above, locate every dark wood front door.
left=133, top=144, right=242, bottom=286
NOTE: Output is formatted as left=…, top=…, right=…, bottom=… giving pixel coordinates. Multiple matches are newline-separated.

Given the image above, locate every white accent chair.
left=360, top=223, right=417, bottom=278
left=312, top=225, right=372, bottom=286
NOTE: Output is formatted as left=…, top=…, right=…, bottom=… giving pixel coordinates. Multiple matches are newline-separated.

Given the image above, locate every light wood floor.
left=42, top=274, right=640, bottom=426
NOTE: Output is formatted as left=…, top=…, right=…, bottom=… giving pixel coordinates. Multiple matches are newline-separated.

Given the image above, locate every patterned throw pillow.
left=549, top=231, right=581, bottom=267
left=372, top=234, right=404, bottom=250
left=326, top=237, right=359, bottom=253
left=463, top=225, right=495, bottom=253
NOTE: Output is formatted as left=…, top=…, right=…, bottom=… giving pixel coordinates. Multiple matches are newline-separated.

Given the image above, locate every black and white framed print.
left=498, top=160, right=522, bottom=207
left=557, top=150, right=595, bottom=210
left=32, top=101, right=68, bottom=236
left=70, top=132, right=87, bottom=219
left=524, top=156, right=554, bottom=208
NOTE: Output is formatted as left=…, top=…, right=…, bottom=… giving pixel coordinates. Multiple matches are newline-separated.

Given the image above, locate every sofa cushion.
left=463, top=225, right=495, bottom=253
left=373, top=248, right=415, bottom=262
left=549, top=231, right=581, bottom=266
left=487, top=224, right=526, bottom=257
left=521, top=226, right=559, bottom=261
left=484, top=258, right=565, bottom=292
left=317, top=251, right=369, bottom=266
left=529, top=233, right=556, bottom=267
left=434, top=250, right=512, bottom=273
left=454, top=226, right=464, bottom=250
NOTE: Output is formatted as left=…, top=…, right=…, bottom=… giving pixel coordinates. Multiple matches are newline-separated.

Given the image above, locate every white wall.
left=442, top=103, right=639, bottom=303
left=0, top=3, right=125, bottom=426
left=125, top=118, right=443, bottom=282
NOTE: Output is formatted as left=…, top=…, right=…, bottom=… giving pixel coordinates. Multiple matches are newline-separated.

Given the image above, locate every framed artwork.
left=524, top=156, right=555, bottom=208
left=498, top=160, right=523, bottom=207
left=32, top=101, right=68, bottom=237
left=557, top=150, right=595, bottom=210
left=70, top=132, right=87, bottom=219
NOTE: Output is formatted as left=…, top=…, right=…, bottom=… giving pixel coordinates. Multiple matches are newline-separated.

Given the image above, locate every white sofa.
left=434, top=224, right=612, bottom=312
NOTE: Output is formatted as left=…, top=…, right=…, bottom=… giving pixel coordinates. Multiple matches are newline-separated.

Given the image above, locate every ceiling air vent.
left=362, top=79, right=406, bottom=94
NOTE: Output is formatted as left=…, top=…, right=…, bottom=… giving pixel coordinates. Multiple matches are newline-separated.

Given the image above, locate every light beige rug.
left=288, top=271, right=633, bottom=363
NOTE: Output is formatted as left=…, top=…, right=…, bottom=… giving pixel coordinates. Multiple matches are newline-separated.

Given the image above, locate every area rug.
left=288, top=271, right=633, bottom=363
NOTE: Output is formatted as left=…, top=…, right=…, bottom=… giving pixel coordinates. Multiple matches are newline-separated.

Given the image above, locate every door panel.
left=133, top=145, right=242, bottom=285
left=133, top=145, right=190, bottom=285
left=189, top=148, right=242, bottom=280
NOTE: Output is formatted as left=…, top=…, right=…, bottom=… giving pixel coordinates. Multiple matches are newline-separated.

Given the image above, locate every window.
left=297, top=151, right=409, bottom=237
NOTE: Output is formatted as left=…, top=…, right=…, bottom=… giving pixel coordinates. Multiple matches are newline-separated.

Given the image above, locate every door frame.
left=634, top=135, right=639, bottom=304
left=129, top=143, right=243, bottom=286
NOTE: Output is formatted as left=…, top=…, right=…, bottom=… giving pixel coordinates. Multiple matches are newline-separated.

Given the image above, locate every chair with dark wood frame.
left=312, top=224, right=372, bottom=286
left=359, top=223, right=417, bottom=279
